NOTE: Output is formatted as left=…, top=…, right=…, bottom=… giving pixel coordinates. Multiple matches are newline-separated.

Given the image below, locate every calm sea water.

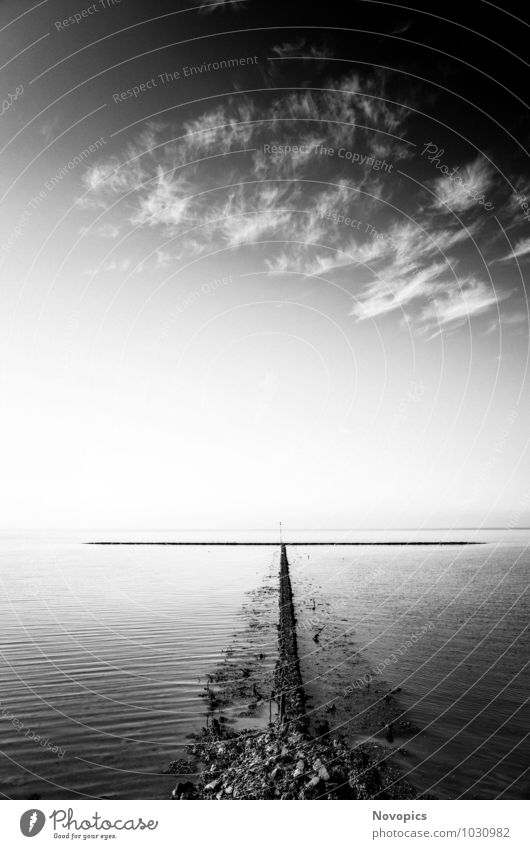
left=0, top=532, right=277, bottom=799
left=289, top=530, right=529, bottom=799
left=0, top=529, right=528, bottom=799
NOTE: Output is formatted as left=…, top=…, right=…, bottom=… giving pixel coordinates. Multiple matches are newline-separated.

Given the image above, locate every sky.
left=0, top=0, right=529, bottom=529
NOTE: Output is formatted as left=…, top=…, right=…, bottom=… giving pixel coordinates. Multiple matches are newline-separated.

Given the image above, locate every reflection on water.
left=289, top=534, right=529, bottom=800
left=0, top=530, right=528, bottom=800
left=0, top=534, right=277, bottom=799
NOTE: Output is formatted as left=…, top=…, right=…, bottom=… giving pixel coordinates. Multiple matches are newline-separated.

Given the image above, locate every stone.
left=172, top=780, right=195, bottom=799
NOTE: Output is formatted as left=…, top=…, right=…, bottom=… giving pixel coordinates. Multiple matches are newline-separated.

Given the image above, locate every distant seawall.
left=88, top=541, right=482, bottom=546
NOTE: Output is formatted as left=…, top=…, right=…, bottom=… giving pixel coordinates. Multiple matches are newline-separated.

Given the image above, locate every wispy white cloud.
left=130, top=168, right=193, bottom=229
left=496, top=236, right=530, bottom=263
left=350, top=260, right=448, bottom=321
left=419, top=277, right=507, bottom=334
left=194, top=0, right=247, bottom=12
left=80, top=72, right=408, bottom=256
left=77, top=70, right=509, bottom=333
left=266, top=240, right=358, bottom=277
left=85, top=257, right=132, bottom=276
left=155, top=249, right=173, bottom=269
left=271, top=39, right=333, bottom=60
left=484, top=311, right=529, bottom=334
left=82, top=156, right=145, bottom=197
left=429, top=157, right=494, bottom=214
left=345, top=220, right=492, bottom=327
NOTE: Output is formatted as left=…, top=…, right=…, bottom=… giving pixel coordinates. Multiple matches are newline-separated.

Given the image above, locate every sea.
left=0, top=529, right=528, bottom=799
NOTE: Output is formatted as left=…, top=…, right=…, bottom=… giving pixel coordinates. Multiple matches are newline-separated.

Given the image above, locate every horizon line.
left=2, top=526, right=529, bottom=532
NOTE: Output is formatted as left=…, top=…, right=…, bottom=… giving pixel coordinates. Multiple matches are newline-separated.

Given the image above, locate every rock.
left=167, top=757, right=195, bottom=775
left=177, top=699, right=418, bottom=801
left=314, top=757, right=330, bottom=780
left=314, top=720, right=330, bottom=738
left=172, top=780, right=195, bottom=799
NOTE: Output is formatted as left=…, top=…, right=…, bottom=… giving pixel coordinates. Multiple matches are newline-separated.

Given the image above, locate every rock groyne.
left=170, top=545, right=418, bottom=800
left=276, top=544, right=307, bottom=731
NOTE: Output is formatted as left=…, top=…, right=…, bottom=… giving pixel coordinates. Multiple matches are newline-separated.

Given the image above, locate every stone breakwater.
left=170, top=545, right=417, bottom=800
left=172, top=723, right=415, bottom=800
left=276, top=545, right=307, bottom=731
